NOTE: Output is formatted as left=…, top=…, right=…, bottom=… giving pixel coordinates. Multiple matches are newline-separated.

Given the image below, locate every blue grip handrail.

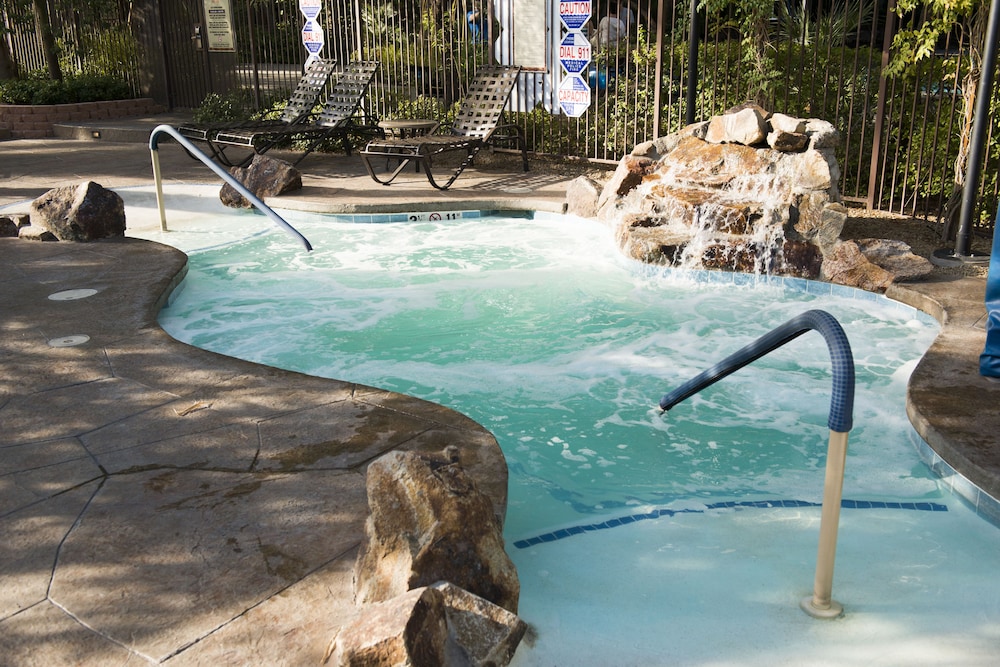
left=659, top=309, right=855, bottom=432
left=148, top=124, right=312, bottom=252
left=658, top=309, right=856, bottom=619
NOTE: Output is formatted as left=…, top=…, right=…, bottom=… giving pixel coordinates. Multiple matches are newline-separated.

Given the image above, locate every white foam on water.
left=139, top=189, right=1000, bottom=666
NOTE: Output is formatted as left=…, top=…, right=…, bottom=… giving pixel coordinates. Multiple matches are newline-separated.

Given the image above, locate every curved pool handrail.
left=658, top=309, right=855, bottom=619
left=148, top=124, right=312, bottom=252
left=659, top=309, right=854, bottom=432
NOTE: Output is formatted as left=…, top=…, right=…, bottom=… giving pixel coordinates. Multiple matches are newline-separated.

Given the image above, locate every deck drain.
left=48, top=334, right=90, bottom=348
left=48, top=288, right=99, bottom=301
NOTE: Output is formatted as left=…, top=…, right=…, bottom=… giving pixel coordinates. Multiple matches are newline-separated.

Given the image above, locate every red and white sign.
left=299, top=0, right=322, bottom=20
left=301, top=20, right=324, bottom=55
left=558, top=74, right=591, bottom=117
left=558, top=0, right=592, bottom=31
left=559, top=31, right=592, bottom=75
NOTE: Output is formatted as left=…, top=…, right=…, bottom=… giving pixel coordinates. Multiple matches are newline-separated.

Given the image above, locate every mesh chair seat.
left=176, top=58, right=337, bottom=165
left=211, top=61, right=382, bottom=166
left=360, top=66, right=528, bottom=190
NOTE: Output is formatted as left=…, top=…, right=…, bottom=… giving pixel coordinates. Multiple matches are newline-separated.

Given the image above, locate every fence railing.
left=3, top=0, right=998, bottom=232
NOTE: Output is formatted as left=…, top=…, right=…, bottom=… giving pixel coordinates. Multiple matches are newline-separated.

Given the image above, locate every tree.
left=32, top=0, right=62, bottom=81
left=887, top=0, right=990, bottom=237
left=0, top=33, right=17, bottom=79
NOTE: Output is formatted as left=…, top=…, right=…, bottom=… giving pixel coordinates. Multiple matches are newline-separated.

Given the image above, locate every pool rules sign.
left=558, top=1, right=592, bottom=117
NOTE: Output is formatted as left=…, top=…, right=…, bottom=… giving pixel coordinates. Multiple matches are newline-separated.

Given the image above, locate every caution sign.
left=559, top=31, right=592, bottom=75
left=558, top=74, right=591, bottom=117
left=299, top=0, right=322, bottom=20
left=558, top=0, right=592, bottom=31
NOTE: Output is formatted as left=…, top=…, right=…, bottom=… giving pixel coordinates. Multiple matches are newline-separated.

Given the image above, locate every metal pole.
left=652, top=0, right=665, bottom=139
left=801, top=430, right=849, bottom=619
left=686, top=0, right=699, bottom=125
left=945, top=0, right=1000, bottom=261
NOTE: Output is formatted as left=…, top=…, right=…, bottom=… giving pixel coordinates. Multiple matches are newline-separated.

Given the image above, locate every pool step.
left=53, top=114, right=195, bottom=144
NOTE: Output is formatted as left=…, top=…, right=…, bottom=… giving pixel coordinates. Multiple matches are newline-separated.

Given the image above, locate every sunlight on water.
left=149, top=206, right=1000, bottom=666
left=159, top=212, right=941, bottom=538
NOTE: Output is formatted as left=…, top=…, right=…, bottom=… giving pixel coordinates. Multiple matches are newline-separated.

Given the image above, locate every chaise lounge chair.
left=176, top=57, right=337, bottom=165
left=359, top=66, right=528, bottom=190
left=209, top=61, right=383, bottom=167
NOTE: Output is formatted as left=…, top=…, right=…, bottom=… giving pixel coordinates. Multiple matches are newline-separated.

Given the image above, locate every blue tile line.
left=512, top=499, right=949, bottom=549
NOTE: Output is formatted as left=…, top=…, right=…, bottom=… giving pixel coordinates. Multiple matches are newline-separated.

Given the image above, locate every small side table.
left=377, top=119, right=440, bottom=172
left=378, top=118, right=439, bottom=139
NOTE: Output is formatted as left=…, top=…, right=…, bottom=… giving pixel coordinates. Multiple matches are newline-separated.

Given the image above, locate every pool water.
left=141, top=198, right=1000, bottom=666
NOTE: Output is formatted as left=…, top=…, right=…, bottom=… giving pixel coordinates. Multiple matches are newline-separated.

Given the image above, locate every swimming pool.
left=132, top=190, right=1000, bottom=665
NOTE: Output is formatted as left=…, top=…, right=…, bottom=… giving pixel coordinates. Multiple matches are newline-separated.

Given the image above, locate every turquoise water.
left=158, top=211, right=941, bottom=537
left=150, top=206, right=1000, bottom=665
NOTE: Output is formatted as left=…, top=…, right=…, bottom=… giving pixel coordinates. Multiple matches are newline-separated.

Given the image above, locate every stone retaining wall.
left=0, top=98, right=166, bottom=139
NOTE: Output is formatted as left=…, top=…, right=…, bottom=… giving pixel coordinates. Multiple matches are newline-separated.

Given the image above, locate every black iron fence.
left=3, top=0, right=998, bottom=232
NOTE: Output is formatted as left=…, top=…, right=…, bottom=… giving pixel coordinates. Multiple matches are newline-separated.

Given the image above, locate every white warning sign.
left=558, top=74, right=591, bottom=117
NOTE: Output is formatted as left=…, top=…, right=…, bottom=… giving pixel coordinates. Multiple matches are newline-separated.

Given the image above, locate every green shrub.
left=0, top=73, right=132, bottom=104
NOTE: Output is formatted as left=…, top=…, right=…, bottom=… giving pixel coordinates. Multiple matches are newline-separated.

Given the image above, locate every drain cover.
left=48, top=288, right=99, bottom=301
left=48, top=334, right=90, bottom=347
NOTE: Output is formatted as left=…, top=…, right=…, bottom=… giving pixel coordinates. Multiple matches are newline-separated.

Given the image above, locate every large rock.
left=704, top=106, right=767, bottom=146
left=325, top=583, right=526, bottom=667
left=29, top=181, right=125, bottom=241
left=565, top=175, right=602, bottom=218
left=325, top=586, right=449, bottom=667
left=854, top=238, right=934, bottom=282
left=354, top=449, right=520, bottom=614
left=595, top=108, right=844, bottom=278
left=822, top=240, right=895, bottom=292
left=220, top=154, right=302, bottom=208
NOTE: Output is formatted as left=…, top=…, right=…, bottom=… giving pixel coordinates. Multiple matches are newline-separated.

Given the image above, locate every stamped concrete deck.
left=1, top=116, right=998, bottom=664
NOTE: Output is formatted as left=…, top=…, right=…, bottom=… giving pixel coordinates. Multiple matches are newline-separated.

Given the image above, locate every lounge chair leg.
left=423, top=146, right=481, bottom=191
left=360, top=150, right=416, bottom=186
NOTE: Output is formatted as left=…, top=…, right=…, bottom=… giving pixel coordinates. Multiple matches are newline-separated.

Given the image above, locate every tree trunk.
left=0, top=35, right=18, bottom=79
left=942, top=6, right=989, bottom=241
left=32, top=0, right=62, bottom=81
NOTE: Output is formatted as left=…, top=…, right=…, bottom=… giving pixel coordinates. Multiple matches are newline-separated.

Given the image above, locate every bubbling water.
left=158, top=212, right=939, bottom=540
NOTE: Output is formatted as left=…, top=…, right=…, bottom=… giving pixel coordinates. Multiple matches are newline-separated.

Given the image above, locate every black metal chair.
left=359, top=66, right=528, bottom=190
left=209, top=61, right=382, bottom=167
left=176, top=58, right=337, bottom=165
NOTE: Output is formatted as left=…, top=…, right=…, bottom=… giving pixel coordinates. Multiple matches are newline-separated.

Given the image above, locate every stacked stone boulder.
left=569, top=105, right=932, bottom=289
left=325, top=448, right=526, bottom=666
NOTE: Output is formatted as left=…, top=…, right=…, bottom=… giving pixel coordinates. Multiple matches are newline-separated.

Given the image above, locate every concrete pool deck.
left=1, top=118, right=998, bottom=664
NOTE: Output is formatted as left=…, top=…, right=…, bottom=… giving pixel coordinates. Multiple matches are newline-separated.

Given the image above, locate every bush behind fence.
left=3, top=0, right=998, bottom=232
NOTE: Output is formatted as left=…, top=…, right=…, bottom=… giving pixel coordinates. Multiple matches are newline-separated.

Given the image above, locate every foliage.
left=773, top=0, right=877, bottom=46
left=192, top=88, right=284, bottom=124
left=887, top=0, right=983, bottom=77
left=387, top=94, right=458, bottom=125
left=77, top=25, right=141, bottom=80
left=700, top=0, right=778, bottom=105
left=516, top=105, right=586, bottom=156
left=595, top=25, right=662, bottom=153
left=0, top=72, right=130, bottom=104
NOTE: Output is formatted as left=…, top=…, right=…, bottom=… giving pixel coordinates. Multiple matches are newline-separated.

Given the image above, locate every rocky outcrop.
left=220, top=154, right=303, bottom=208
left=332, top=449, right=524, bottom=666
left=29, top=181, right=126, bottom=241
left=569, top=106, right=928, bottom=290
left=354, top=448, right=519, bottom=613
left=591, top=105, right=842, bottom=280
left=822, top=238, right=934, bottom=290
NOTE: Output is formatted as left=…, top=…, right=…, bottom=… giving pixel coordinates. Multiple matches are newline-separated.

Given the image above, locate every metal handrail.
left=147, top=124, right=312, bottom=252
left=659, top=309, right=855, bottom=619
